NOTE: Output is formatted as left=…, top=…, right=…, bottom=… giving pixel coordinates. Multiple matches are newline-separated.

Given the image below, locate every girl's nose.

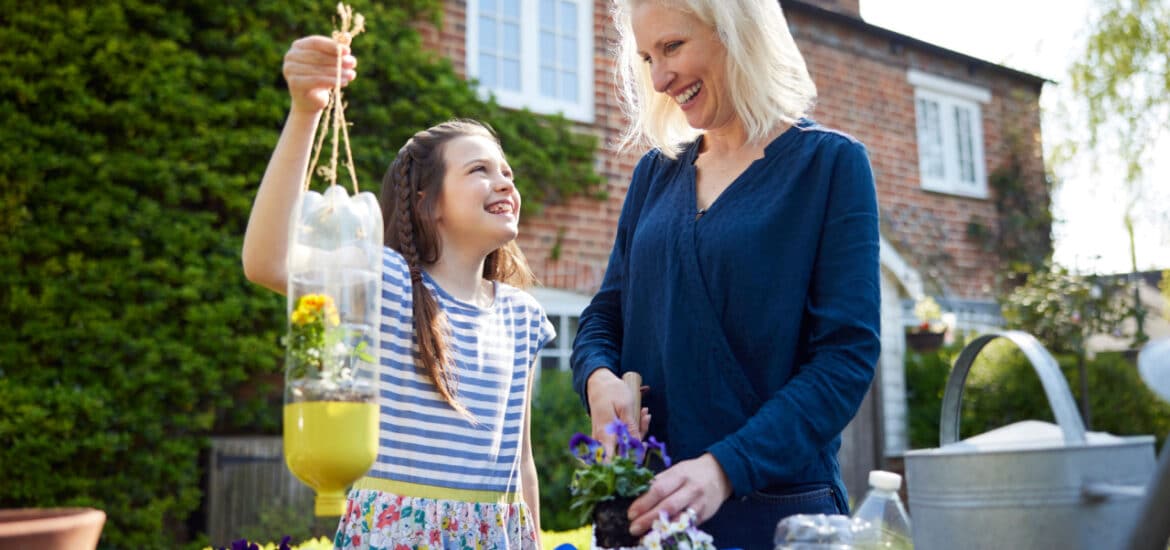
left=493, top=174, right=516, bottom=192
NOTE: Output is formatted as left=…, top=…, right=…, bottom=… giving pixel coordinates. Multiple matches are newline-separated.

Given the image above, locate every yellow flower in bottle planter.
left=284, top=293, right=368, bottom=382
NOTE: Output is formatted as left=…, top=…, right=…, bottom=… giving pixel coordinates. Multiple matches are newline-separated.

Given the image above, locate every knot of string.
left=304, top=3, right=366, bottom=194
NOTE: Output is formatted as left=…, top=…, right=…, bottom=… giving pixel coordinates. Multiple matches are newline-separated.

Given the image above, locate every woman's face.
left=632, top=2, right=736, bottom=133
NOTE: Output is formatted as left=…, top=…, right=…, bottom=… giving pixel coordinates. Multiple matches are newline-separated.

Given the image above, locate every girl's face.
left=433, top=135, right=521, bottom=256
left=632, top=2, right=736, bottom=133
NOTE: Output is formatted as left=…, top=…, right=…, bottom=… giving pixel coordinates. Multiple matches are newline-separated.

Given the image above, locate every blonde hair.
left=612, top=0, right=817, bottom=158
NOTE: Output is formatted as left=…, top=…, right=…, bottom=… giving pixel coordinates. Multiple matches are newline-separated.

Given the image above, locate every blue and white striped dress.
left=334, top=247, right=554, bottom=550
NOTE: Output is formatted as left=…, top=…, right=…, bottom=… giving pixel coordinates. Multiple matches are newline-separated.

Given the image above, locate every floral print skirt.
left=333, top=488, right=538, bottom=550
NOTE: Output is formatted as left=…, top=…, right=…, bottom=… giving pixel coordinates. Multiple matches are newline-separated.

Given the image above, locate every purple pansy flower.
left=645, top=435, right=672, bottom=467
left=570, top=432, right=604, bottom=465
left=605, top=419, right=634, bottom=459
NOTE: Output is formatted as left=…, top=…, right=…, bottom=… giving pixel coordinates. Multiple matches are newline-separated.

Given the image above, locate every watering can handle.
left=940, top=330, right=1087, bottom=446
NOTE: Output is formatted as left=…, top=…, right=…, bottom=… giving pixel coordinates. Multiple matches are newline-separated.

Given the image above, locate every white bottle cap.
left=869, top=470, right=902, bottom=491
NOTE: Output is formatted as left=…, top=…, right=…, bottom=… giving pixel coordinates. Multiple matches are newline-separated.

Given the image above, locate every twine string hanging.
left=304, top=3, right=365, bottom=194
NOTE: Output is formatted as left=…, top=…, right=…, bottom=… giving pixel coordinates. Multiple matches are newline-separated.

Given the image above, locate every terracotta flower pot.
left=593, top=497, right=639, bottom=549
left=0, top=508, right=106, bottom=550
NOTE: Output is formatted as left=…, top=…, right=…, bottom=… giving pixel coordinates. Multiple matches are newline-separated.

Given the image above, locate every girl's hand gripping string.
left=282, top=36, right=357, bottom=114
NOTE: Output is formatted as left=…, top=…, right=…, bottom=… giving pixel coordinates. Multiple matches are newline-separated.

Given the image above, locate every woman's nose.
left=651, top=62, right=673, bottom=94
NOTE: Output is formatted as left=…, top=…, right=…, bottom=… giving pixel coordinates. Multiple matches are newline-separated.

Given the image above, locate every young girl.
left=242, top=35, right=553, bottom=549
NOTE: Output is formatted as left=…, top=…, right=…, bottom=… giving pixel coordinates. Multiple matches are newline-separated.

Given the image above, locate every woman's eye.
left=471, top=166, right=486, bottom=173
left=665, top=41, right=682, bottom=52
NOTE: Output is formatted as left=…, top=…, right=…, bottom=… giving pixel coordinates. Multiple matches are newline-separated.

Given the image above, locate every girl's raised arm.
left=242, top=36, right=356, bottom=294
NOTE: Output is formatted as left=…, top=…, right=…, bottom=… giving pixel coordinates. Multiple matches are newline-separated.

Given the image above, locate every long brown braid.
left=381, top=119, right=536, bottom=414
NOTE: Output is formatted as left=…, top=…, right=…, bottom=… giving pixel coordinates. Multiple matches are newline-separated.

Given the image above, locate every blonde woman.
left=571, top=1, right=881, bottom=548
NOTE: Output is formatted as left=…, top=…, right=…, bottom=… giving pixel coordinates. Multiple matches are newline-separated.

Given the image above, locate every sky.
left=860, top=0, right=1170, bottom=275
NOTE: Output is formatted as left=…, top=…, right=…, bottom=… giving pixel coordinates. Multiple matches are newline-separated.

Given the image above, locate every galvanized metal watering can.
left=904, top=331, right=1156, bottom=550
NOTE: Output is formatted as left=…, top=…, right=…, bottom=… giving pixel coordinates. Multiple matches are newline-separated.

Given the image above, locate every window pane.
left=563, top=71, right=578, bottom=101
left=560, top=37, right=576, bottom=68
left=482, top=0, right=497, bottom=15
left=479, top=16, right=497, bottom=50
left=954, top=106, right=975, bottom=184
left=503, top=0, right=520, bottom=19
left=502, top=23, right=520, bottom=55
left=560, top=1, right=577, bottom=34
left=502, top=58, right=521, bottom=91
left=915, top=98, right=944, bottom=180
left=478, top=54, right=497, bottom=87
left=541, top=67, right=557, bottom=97
left=541, top=31, right=556, bottom=65
left=568, top=315, right=579, bottom=337
left=541, top=0, right=556, bottom=29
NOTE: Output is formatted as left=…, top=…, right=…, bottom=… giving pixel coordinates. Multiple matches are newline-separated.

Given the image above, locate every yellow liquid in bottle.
left=283, top=401, right=378, bottom=516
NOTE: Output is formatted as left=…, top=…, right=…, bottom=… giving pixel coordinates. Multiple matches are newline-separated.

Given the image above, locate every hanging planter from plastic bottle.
left=282, top=3, right=380, bottom=518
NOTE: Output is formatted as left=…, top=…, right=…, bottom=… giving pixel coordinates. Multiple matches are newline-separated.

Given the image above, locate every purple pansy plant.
left=220, top=535, right=293, bottom=550
left=568, top=419, right=672, bottom=524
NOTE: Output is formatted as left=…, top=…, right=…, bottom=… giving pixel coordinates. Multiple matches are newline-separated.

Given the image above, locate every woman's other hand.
left=626, top=453, right=732, bottom=536
left=282, top=35, right=357, bottom=113
left=585, top=369, right=650, bottom=459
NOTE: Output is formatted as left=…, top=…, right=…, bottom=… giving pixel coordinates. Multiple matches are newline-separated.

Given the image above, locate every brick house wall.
left=419, top=0, right=643, bottom=294
left=419, top=0, right=1051, bottom=493
left=421, top=0, right=1049, bottom=301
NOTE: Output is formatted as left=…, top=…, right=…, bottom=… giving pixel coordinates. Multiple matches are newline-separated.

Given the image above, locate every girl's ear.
left=418, top=190, right=439, bottom=221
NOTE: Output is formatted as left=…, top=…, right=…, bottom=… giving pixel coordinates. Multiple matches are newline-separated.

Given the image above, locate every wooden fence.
left=206, top=436, right=316, bottom=546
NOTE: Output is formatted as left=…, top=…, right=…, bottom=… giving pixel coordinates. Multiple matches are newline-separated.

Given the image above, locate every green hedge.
left=906, top=339, right=1170, bottom=451
left=0, top=2, right=600, bottom=548
left=531, top=369, right=592, bottom=531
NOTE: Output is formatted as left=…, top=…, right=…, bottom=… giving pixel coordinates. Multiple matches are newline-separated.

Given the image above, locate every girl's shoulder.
left=492, top=282, right=546, bottom=315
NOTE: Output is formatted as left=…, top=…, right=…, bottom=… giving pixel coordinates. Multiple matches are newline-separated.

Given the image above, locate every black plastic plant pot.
left=592, top=496, right=640, bottom=549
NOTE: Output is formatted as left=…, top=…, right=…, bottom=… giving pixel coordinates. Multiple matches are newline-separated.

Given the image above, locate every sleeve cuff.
left=707, top=440, right=754, bottom=498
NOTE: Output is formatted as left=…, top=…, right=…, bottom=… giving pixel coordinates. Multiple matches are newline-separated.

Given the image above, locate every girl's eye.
left=641, top=55, right=652, bottom=65
left=665, top=41, right=682, bottom=52
left=470, top=165, right=486, bottom=173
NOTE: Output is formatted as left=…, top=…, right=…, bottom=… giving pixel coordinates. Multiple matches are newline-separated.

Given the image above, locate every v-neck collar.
left=682, top=119, right=812, bottom=220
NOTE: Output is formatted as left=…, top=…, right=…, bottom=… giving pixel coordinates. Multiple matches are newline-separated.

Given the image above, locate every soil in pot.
left=592, top=497, right=639, bottom=549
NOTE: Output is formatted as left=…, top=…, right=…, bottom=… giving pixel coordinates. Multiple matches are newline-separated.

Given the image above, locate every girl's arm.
left=520, top=367, right=542, bottom=547
left=242, top=36, right=356, bottom=294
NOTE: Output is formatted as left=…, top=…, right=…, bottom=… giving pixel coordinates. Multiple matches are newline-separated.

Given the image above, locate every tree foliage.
left=1071, top=0, right=1170, bottom=185
left=0, top=2, right=601, bottom=548
left=1069, top=0, right=1169, bottom=287
left=1000, top=262, right=1129, bottom=356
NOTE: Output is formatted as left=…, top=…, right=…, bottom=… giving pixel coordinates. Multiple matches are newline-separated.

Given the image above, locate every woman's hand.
left=626, top=453, right=732, bottom=536
left=585, top=369, right=650, bottom=459
left=282, top=35, right=357, bottom=114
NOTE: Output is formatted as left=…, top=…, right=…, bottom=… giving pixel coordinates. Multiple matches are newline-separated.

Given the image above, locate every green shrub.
left=904, top=342, right=963, bottom=449
left=906, top=341, right=1170, bottom=451
left=0, top=2, right=601, bottom=548
left=531, top=369, right=591, bottom=531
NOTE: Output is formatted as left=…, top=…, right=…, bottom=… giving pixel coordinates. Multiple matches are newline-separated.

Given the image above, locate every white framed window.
left=467, top=0, right=594, bottom=123
left=908, top=69, right=990, bottom=199
left=528, top=287, right=591, bottom=371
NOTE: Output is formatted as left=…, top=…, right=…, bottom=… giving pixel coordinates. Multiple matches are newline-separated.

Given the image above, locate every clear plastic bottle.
left=851, top=471, right=913, bottom=549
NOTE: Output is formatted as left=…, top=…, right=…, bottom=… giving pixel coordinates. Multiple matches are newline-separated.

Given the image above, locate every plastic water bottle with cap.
left=851, top=470, right=913, bottom=549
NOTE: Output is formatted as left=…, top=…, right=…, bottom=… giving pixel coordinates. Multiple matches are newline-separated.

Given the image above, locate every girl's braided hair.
left=381, top=119, right=535, bottom=414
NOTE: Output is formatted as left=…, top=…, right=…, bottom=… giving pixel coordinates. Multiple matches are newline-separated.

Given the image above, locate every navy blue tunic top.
left=571, top=120, right=880, bottom=500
